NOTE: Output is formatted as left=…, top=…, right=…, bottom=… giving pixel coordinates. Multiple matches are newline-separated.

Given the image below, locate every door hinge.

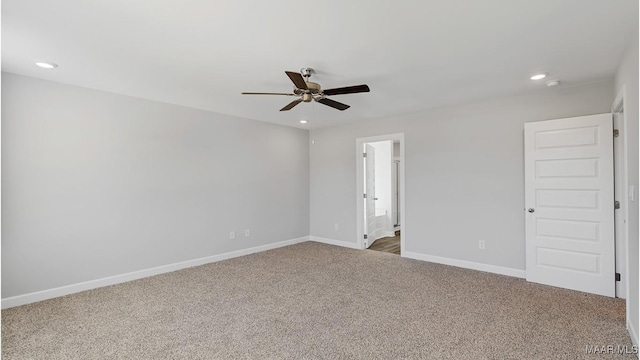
left=614, top=129, right=619, bottom=138
left=363, top=153, right=367, bottom=158
left=614, top=200, right=621, bottom=210
left=363, top=193, right=367, bottom=199
left=615, top=273, right=621, bottom=282
left=364, top=234, right=368, bottom=239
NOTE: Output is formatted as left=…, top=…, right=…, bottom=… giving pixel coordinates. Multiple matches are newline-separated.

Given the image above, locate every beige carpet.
left=2, top=242, right=636, bottom=359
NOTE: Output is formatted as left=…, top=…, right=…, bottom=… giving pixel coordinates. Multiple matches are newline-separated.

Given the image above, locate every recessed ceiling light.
left=530, top=73, right=547, bottom=80
left=35, top=62, right=58, bottom=69
left=299, top=120, right=308, bottom=124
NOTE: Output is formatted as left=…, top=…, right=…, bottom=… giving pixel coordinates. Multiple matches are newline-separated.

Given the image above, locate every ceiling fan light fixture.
left=530, top=73, right=547, bottom=80
left=299, top=120, right=308, bottom=124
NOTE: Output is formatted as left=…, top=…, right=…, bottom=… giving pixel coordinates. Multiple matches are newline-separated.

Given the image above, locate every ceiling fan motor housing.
left=294, top=81, right=321, bottom=102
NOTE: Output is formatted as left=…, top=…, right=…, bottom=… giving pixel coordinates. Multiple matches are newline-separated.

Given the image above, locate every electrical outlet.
left=245, top=229, right=250, bottom=237
left=478, top=240, right=485, bottom=250
left=334, top=223, right=339, bottom=230
left=230, top=231, right=235, bottom=240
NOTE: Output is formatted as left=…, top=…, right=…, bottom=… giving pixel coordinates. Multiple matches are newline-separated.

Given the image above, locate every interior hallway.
left=369, top=231, right=400, bottom=255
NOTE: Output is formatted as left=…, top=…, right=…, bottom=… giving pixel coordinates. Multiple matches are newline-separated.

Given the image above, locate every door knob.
left=527, top=208, right=535, bottom=213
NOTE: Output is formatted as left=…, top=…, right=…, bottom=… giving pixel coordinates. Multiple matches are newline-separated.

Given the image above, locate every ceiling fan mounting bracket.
left=300, top=67, right=314, bottom=79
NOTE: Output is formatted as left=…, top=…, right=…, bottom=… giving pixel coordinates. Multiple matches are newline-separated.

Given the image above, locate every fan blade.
left=317, top=97, right=350, bottom=111
left=322, top=84, right=370, bottom=96
left=285, top=71, right=308, bottom=90
left=280, top=99, right=303, bottom=111
left=242, top=92, right=296, bottom=96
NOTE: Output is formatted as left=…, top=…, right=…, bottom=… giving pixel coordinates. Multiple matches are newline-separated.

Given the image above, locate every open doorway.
left=356, top=134, right=405, bottom=256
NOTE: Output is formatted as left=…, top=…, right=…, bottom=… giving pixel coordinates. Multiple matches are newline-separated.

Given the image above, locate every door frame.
left=612, top=87, right=630, bottom=309
left=364, top=144, right=377, bottom=247
left=356, top=133, right=405, bottom=255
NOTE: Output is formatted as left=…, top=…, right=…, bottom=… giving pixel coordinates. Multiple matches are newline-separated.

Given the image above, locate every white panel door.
left=524, top=113, right=615, bottom=297
left=365, top=144, right=376, bottom=248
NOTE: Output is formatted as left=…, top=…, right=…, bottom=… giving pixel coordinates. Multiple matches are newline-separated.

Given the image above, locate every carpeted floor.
left=2, top=242, right=636, bottom=359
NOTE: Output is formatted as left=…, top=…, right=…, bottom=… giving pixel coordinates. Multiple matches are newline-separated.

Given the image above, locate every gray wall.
left=615, top=32, right=639, bottom=343
left=1, top=73, right=310, bottom=298
left=310, top=80, right=614, bottom=271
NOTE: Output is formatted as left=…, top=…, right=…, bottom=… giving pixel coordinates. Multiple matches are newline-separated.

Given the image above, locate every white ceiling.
left=2, top=0, right=638, bottom=129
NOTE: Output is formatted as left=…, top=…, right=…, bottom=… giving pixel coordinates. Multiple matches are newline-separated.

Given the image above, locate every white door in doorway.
left=365, top=144, right=376, bottom=248
left=524, top=113, right=615, bottom=297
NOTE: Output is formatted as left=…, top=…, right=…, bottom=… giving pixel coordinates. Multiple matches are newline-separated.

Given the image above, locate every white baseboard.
left=629, top=318, right=639, bottom=348
left=309, top=236, right=360, bottom=249
left=1, top=236, right=309, bottom=309
left=403, top=251, right=526, bottom=279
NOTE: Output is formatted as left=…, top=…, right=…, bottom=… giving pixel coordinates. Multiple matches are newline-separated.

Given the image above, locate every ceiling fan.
left=241, top=68, right=370, bottom=111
